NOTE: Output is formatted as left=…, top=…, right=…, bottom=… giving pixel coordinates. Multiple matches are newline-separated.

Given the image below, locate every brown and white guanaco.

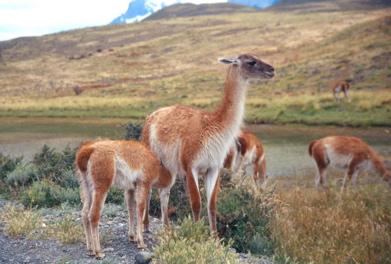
left=332, top=80, right=351, bottom=102
left=76, top=140, right=172, bottom=259
left=308, top=136, right=391, bottom=192
left=142, top=54, right=274, bottom=233
left=224, top=131, right=267, bottom=187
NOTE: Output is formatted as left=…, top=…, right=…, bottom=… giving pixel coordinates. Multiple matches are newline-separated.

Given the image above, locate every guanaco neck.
left=211, top=65, right=247, bottom=133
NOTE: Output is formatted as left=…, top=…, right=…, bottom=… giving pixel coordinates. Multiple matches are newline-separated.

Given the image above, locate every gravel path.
left=0, top=200, right=273, bottom=264
left=0, top=201, right=158, bottom=264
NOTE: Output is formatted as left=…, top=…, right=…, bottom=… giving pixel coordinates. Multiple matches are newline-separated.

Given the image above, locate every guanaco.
left=76, top=140, right=171, bottom=258
left=224, top=131, right=267, bottom=187
left=142, top=54, right=274, bottom=233
left=332, top=80, right=351, bottom=102
left=308, top=136, right=391, bottom=191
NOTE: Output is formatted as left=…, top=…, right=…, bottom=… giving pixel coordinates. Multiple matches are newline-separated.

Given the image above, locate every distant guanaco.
left=308, top=136, right=391, bottom=191
left=75, top=140, right=172, bottom=259
left=332, top=80, right=351, bottom=102
left=224, top=131, right=267, bottom=187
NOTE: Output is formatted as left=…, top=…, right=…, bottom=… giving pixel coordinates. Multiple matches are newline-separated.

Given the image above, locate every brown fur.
left=142, top=54, right=274, bottom=233
left=75, top=140, right=171, bottom=259
left=332, top=80, right=351, bottom=102
left=225, top=131, right=267, bottom=187
left=308, top=136, right=391, bottom=191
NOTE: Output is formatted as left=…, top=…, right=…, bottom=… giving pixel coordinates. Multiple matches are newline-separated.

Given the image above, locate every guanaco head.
left=218, top=54, right=275, bottom=81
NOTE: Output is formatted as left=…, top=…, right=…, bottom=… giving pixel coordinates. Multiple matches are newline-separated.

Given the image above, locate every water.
left=0, top=118, right=390, bottom=177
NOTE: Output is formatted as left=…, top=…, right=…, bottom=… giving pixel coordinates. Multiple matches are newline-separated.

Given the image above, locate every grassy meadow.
left=0, top=7, right=390, bottom=126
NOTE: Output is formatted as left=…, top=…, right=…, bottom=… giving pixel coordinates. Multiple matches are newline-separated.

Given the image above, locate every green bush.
left=0, top=153, right=22, bottom=181
left=153, top=217, right=239, bottom=264
left=124, top=122, right=143, bottom=140
left=58, top=187, right=80, bottom=206
left=106, top=187, right=124, bottom=204
left=21, top=180, right=63, bottom=208
left=21, top=180, right=80, bottom=208
left=32, top=145, right=77, bottom=188
left=217, top=185, right=275, bottom=256
left=5, top=163, right=37, bottom=188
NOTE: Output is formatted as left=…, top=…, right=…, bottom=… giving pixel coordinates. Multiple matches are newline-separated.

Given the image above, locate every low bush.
left=21, top=180, right=80, bottom=208
left=21, top=180, right=63, bottom=208
left=32, top=145, right=77, bottom=188
left=106, top=187, right=124, bottom=205
left=217, top=185, right=275, bottom=256
left=123, top=122, right=143, bottom=140
left=0, top=153, right=22, bottom=181
left=153, top=217, right=239, bottom=264
left=5, top=163, right=37, bottom=188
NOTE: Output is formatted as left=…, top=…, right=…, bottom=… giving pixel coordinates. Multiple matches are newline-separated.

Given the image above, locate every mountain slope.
left=146, top=3, right=258, bottom=20
left=271, top=0, right=391, bottom=11
left=111, top=0, right=278, bottom=24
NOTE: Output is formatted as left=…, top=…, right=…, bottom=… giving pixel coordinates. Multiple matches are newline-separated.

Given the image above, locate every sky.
left=0, top=0, right=225, bottom=41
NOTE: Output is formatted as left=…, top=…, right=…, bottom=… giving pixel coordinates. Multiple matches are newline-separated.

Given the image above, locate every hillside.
left=146, top=3, right=258, bottom=20
left=0, top=3, right=390, bottom=126
left=271, top=0, right=391, bottom=11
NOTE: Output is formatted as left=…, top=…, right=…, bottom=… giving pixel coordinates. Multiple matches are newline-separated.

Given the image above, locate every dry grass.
left=268, top=181, right=391, bottom=264
left=0, top=205, right=83, bottom=245
left=45, top=215, right=84, bottom=244
left=0, top=205, right=43, bottom=238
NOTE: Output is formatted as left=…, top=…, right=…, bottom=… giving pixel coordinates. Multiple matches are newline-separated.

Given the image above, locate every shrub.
left=21, top=180, right=80, bottom=208
left=0, top=153, right=22, bottom=181
left=217, top=185, right=275, bottom=256
left=0, top=205, right=42, bottom=238
left=124, top=123, right=143, bottom=140
left=21, top=180, right=63, bottom=208
left=58, top=187, right=80, bottom=206
left=5, top=163, right=37, bottom=188
left=153, top=217, right=239, bottom=264
left=32, top=145, right=77, bottom=187
left=106, top=187, right=124, bottom=205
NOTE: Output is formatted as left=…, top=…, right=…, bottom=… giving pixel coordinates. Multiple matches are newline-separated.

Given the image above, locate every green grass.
left=1, top=89, right=389, bottom=126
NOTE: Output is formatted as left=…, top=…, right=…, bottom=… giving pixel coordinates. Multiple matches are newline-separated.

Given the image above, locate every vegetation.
left=0, top=205, right=83, bottom=244
left=153, top=217, right=239, bottom=264
left=0, top=141, right=390, bottom=263
left=270, top=181, right=391, bottom=264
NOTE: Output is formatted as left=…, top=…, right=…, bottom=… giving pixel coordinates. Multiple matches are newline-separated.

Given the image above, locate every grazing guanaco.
left=332, top=80, right=351, bottom=102
left=308, top=136, right=391, bottom=191
left=142, top=54, right=274, bottom=233
left=224, top=131, right=267, bottom=187
left=75, top=140, right=171, bottom=259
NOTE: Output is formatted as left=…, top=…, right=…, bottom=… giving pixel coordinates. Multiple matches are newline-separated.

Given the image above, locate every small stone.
left=135, top=251, right=153, bottom=264
left=104, top=247, right=114, bottom=252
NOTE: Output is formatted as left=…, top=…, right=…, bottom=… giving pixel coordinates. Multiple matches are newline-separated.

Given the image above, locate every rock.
left=135, top=251, right=153, bottom=264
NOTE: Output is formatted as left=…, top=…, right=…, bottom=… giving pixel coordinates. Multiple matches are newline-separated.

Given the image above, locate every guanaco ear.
left=218, top=57, right=239, bottom=65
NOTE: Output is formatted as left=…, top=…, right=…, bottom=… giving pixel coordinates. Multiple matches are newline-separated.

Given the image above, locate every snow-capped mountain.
left=111, top=0, right=279, bottom=24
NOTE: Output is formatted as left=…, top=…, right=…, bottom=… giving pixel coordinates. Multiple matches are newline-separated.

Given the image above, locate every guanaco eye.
left=247, top=60, right=256, bottom=66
